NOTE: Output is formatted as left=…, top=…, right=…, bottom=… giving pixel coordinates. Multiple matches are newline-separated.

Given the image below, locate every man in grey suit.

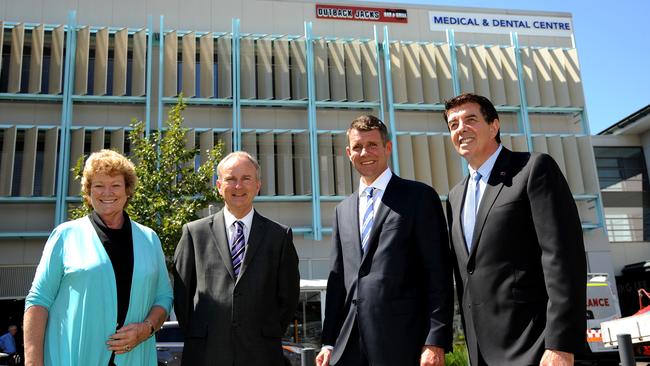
left=316, top=115, right=453, bottom=366
left=444, top=93, right=586, bottom=366
left=173, top=151, right=300, bottom=366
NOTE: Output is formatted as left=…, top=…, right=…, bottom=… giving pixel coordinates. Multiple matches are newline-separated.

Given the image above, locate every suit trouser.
left=333, top=322, right=369, bottom=366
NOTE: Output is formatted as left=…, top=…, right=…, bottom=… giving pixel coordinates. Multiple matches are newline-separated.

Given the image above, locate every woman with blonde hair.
left=24, top=149, right=172, bottom=366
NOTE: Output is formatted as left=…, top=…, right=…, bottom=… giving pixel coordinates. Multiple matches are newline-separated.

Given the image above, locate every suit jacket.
left=321, top=174, right=453, bottom=366
left=446, top=148, right=586, bottom=366
left=173, top=209, right=300, bottom=366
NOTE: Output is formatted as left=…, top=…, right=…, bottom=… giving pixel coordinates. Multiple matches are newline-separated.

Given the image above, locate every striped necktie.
left=463, top=171, right=483, bottom=251
left=231, top=221, right=246, bottom=278
left=361, top=187, right=375, bottom=254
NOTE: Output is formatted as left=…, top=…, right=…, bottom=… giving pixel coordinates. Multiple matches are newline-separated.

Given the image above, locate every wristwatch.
left=143, top=319, right=155, bottom=337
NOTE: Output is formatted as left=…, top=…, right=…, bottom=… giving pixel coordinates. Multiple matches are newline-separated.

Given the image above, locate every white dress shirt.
left=223, top=207, right=255, bottom=248
left=357, top=167, right=392, bottom=232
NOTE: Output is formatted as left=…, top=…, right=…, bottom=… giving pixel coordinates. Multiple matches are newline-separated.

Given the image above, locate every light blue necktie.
left=360, top=187, right=375, bottom=254
left=463, top=172, right=482, bottom=251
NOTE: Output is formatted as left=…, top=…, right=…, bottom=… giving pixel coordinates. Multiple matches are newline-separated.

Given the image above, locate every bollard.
left=301, top=347, right=316, bottom=366
left=617, top=333, right=635, bottom=366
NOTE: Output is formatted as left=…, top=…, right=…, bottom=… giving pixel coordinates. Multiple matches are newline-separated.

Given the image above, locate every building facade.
left=0, top=0, right=616, bottom=336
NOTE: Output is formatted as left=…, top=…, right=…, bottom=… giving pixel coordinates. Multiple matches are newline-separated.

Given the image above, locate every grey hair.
left=217, top=151, right=261, bottom=181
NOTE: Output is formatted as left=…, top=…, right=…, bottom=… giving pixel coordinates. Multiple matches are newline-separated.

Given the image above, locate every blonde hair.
left=81, top=149, right=138, bottom=208
left=217, top=151, right=261, bottom=181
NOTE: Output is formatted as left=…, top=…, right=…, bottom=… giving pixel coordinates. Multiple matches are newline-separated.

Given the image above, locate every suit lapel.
left=469, top=148, right=511, bottom=258
left=210, top=210, right=236, bottom=280
left=238, top=211, right=265, bottom=281
left=454, top=175, right=471, bottom=259
left=344, top=193, right=363, bottom=263
left=360, top=176, right=394, bottom=264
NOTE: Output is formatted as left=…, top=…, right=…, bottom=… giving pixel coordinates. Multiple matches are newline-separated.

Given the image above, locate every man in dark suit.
left=173, top=151, right=300, bottom=366
left=444, top=93, right=586, bottom=366
left=316, top=115, right=453, bottom=366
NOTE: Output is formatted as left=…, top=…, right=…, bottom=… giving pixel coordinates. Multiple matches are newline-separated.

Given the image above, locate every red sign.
left=316, top=4, right=408, bottom=23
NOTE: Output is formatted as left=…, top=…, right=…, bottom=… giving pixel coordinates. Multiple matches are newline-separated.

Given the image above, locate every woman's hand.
left=106, top=322, right=149, bottom=354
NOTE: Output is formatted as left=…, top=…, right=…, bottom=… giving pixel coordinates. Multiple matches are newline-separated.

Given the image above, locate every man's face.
left=346, top=129, right=392, bottom=185
left=216, top=156, right=261, bottom=218
left=447, top=102, right=500, bottom=169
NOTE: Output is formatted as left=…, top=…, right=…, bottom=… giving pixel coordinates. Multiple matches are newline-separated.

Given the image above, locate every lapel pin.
left=500, top=171, right=506, bottom=176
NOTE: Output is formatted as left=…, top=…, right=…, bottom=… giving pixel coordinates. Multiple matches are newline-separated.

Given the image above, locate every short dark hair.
left=443, top=93, right=501, bottom=144
left=347, top=115, right=389, bottom=145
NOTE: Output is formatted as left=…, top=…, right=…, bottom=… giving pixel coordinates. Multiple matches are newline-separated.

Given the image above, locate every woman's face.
left=89, top=173, right=128, bottom=219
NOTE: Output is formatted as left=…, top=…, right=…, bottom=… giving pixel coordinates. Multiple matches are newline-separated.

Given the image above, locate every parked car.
left=156, top=321, right=305, bottom=366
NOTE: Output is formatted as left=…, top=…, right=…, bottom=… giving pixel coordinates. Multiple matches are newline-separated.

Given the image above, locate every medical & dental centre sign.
left=429, top=11, right=573, bottom=37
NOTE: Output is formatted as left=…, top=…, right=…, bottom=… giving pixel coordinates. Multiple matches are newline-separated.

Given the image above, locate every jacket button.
left=468, top=268, right=474, bottom=275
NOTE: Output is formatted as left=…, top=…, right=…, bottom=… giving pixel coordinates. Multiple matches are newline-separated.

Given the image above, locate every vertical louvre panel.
left=295, top=132, right=311, bottom=195
left=562, top=135, right=585, bottom=194
left=0, top=22, right=4, bottom=78
left=316, top=134, right=334, bottom=196
left=485, top=46, right=507, bottom=106
left=276, top=132, right=294, bottom=195
left=290, top=39, right=307, bottom=100
left=421, top=44, right=440, bottom=104
left=333, top=133, right=353, bottom=195
left=49, top=25, right=64, bottom=94
left=531, top=135, right=548, bottom=154
left=274, top=39, right=291, bottom=100
left=534, top=48, right=555, bottom=106
left=546, top=135, right=567, bottom=177
left=500, top=134, right=512, bottom=150
left=314, top=39, right=330, bottom=100
left=0, top=126, right=17, bottom=195
left=240, top=38, right=256, bottom=99
left=404, top=43, right=423, bottom=104
left=241, top=131, right=257, bottom=159
left=344, top=41, right=363, bottom=102
left=577, top=136, right=599, bottom=194
left=565, top=49, right=585, bottom=107
left=163, top=31, right=178, bottom=97
left=42, top=127, right=58, bottom=196
left=521, top=48, right=541, bottom=107
left=28, top=24, right=44, bottom=93
left=257, top=39, right=273, bottom=100
left=93, top=28, right=109, bottom=95
left=199, top=34, right=215, bottom=98
left=217, top=36, right=232, bottom=98
left=182, top=32, right=196, bottom=98
left=110, top=128, right=125, bottom=153
left=412, top=134, right=432, bottom=186
left=68, top=128, right=85, bottom=195
left=457, top=45, right=474, bottom=94
left=258, top=132, right=276, bottom=195
left=511, top=135, right=528, bottom=152
left=360, top=41, right=379, bottom=102
left=470, top=46, right=490, bottom=98
left=444, top=138, right=463, bottom=190
left=184, top=129, right=196, bottom=169
left=397, top=135, right=415, bottom=180
left=218, top=130, right=233, bottom=153
left=113, top=28, right=128, bottom=96
left=501, top=46, right=520, bottom=105
left=550, top=48, right=570, bottom=107
left=328, top=41, right=346, bottom=101
left=389, top=42, right=407, bottom=103
left=428, top=134, right=449, bottom=195
left=20, top=127, right=37, bottom=195
left=90, top=128, right=105, bottom=153
left=436, top=44, right=455, bottom=102
left=8, top=24, right=25, bottom=93
left=199, top=130, right=214, bottom=165
left=74, top=26, right=90, bottom=95
left=132, top=29, right=146, bottom=96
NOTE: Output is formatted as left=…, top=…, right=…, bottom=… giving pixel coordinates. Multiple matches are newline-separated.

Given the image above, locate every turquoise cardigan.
left=25, top=216, right=173, bottom=366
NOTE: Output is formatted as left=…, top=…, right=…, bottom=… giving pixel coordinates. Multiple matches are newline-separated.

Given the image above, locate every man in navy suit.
left=316, top=115, right=453, bottom=366
left=445, top=93, right=586, bottom=366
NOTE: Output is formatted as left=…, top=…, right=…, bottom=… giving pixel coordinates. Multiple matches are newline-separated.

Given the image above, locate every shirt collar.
left=358, top=167, right=392, bottom=198
left=223, top=206, right=255, bottom=230
left=468, top=144, right=503, bottom=181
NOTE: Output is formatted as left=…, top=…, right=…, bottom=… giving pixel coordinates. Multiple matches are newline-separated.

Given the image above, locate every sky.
left=361, top=0, right=650, bottom=134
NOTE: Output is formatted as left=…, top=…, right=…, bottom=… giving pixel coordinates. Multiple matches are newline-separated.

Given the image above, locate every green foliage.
left=70, top=98, right=223, bottom=261
left=445, top=343, right=469, bottom=366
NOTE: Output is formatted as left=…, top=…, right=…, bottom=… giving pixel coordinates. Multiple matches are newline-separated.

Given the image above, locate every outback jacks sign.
left=316, top=4, right=408, bottom=23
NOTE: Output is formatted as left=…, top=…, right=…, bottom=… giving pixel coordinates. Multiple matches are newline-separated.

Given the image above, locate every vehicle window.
left=156, top=326, right=185, bottom=342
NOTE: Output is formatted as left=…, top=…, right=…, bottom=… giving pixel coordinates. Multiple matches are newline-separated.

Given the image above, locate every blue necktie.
left=361, top=187, right=375, bottom=254
left=463, top=172, right=482, bottom=251
left=231, top=221, right=246, bottom=278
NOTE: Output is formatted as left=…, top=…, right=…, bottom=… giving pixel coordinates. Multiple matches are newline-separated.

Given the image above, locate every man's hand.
left=539, top=349, right=573, bottom=366
left=316, top=347, right=332, bottom=366
left=420, top=345, right=445, bottom=366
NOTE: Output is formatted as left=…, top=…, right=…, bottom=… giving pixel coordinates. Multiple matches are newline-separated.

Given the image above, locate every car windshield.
left=156, top=326, right=184, bottom=342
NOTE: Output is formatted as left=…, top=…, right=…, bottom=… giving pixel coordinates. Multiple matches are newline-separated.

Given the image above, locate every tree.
left=70, top=98, right=224, bottom=261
